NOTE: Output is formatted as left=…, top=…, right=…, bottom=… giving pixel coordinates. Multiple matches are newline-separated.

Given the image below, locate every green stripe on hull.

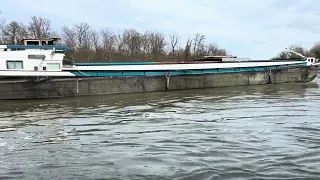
left=70, top=63, right=308, bottom=77
left=145, top=72, right=166, bottom=76
left=98, top=72, right=123, bottom=76
left=73, top=62, right=158, bottom=66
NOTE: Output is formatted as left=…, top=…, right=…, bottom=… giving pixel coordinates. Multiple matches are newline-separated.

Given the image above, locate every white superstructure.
left=0, top=38, right=75, bottom=77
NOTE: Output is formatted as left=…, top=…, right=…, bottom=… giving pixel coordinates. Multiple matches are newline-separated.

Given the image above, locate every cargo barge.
left=0, top=38, right=319, bottom=100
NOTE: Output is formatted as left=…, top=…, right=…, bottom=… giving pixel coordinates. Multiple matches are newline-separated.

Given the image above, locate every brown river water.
left=1, top=76, right=320, bottom=180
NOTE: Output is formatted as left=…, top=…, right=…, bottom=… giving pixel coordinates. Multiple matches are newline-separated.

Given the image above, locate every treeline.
left=0, top=16, right=228, bottom=62
left=1, top=15, right=320, bottom=62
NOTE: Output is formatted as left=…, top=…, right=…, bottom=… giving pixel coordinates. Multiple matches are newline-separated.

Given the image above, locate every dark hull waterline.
left=0, top=66, right=318, bottom=100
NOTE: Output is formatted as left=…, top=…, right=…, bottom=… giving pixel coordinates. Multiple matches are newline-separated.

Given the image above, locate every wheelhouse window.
left=46, top=63, right=60, bottom=70
left=6, top=60, right=23, bottom=69
left=26, top=40, right=40, bottom=45
left=28, top=54, right=46, bottom=60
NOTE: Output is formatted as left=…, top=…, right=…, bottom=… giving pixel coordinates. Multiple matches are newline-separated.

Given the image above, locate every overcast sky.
left=1, top=0, right=319, bottom=59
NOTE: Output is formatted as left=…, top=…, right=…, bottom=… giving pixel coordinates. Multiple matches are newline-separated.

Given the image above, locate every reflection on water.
left=1, top=80, right=320, bottom=180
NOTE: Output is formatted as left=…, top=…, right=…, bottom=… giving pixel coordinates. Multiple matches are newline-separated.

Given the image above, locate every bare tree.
left=141, top=31, right=152, bottom=58
left=60, top=25, right=77, bottom=60
left=184, top=38, right=192, bottom=61
left=77, top=23, right=93, bottom=61
left=122, top=28, right=143, bottom=58
left=169, top=33, right=179, bottom=60
left=115, top=32, right=126, bottom=59
left=74, top=23, right=91, bottom=49
left=101, top=28, right=116, bottom=61
left=0, top=10, right=4, bottom=29
left=192, top=33, right=206, bottom=58
left=91, top=30, right=100, bottom=51
left=149, top=32, right=166, bottom=60
left=61, top=22, right=94, bottom=62
left=61, top=25, right=76, bottom=48
left=309, top=42, right=320, bottom=58
left=28, top=16, right=51, bottom=38
left=90, top=29, right=102, bottom=61
left=205, top=43, right=227, bottom=56
left=1, top=21, right=28, bottom=44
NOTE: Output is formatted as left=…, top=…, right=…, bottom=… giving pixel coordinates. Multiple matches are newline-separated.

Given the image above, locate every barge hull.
left=0, top=66, right=318, bottom=100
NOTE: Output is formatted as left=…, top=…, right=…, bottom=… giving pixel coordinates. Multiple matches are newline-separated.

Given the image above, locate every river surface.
left=1, top=78, right=320, bottom=180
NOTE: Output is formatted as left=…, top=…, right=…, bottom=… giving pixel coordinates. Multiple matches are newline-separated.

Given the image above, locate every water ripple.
left=0, top=82, right=320, bottom=179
